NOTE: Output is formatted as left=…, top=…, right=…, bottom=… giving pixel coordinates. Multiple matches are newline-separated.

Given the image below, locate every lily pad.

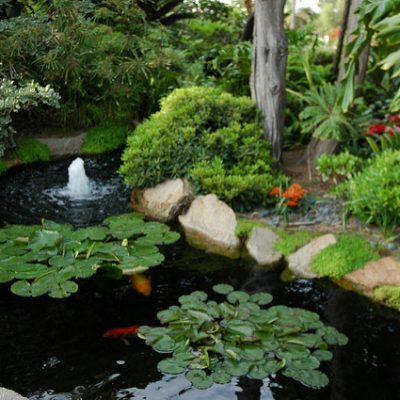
left=71, top=227, right=108, bottom=241
left=28, top=230, right=61, bottom=251
left=158, top=358, right=186, bottom=375
left=227, top=291, right=250, bottom=304
left=213, top=283, right=234, bottom=295
left=249, top=292, right=273, bottom=305
left=186, top=370, right=213, bottom=389
left=283, top=369, right=329, bottom=389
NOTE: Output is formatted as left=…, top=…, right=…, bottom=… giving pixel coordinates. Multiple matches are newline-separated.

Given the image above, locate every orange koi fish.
left=103, top=325, right=140, bottom=338
left=130, top=273, right=152, bottom=296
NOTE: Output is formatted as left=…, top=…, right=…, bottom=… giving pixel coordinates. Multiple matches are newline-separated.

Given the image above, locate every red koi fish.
left=130, top=273, right=152, bottom=296
left=103, top=325, right=140, bottom=338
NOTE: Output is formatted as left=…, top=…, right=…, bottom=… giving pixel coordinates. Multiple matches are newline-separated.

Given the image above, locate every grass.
left=13, top=138, right=51, bottom=163
left=274, top=230, right=317, bottom=257
left=374, top=286, right=400, bottom=311
left=310, top=234, right=379, bottom=279
left=235, top=218, right=269, bottom=240
left=81, top=123, right=128, bottom=155
left=0, top=159, right=7, bottom=174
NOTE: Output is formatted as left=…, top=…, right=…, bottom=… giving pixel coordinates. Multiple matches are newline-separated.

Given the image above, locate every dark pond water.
left=0, top=152, right=130, bottom=227
left=1, top=158, right=400, bottom=400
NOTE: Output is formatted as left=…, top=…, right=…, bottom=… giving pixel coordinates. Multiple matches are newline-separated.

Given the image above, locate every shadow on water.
left=1, top=158, right=400, bottom=399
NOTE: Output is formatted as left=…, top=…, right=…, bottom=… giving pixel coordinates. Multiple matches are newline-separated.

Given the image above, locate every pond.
left=1, top=157, right=400, bottom=400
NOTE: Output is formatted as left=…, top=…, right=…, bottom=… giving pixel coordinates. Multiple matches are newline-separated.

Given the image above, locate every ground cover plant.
left=316, top=152, right=363, bottom=183
left=310, top=234, right=378, bottom=279
left=81, top=123, right=128, bottom=155
left=0, top=213, right=179, bottom=298
left=374, top=286, right=400, bottom=312
left=138, top=283, right=348, bottom=390
left=121, top=86, right=282, bottom=211
left=12, top=138, right=51, bottom=163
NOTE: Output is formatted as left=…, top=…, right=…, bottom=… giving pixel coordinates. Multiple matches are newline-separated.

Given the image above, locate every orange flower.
left=270, top=187, right=281, bottom=197
left=130, top=273, right=152, bottom=296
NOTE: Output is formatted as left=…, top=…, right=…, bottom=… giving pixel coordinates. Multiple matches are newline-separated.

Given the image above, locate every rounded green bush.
left=341, top=150, right=400, bottom=234
left=120, top=87, right=281, bottom=210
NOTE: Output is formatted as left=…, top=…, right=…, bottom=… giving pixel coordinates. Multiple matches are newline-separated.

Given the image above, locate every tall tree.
left=250, top=0, right=288, bottom=160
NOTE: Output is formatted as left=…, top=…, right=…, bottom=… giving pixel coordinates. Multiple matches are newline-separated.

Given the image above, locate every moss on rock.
left=374, top=286, right=400, bottom=311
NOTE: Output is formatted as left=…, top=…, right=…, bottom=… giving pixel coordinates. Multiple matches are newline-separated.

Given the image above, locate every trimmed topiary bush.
left=310, top=234, right=378, bottom=279
left=120, top=87, right=281, bottom=210
left=81, top=123, right=128, bottom=155
left=13, top=138, right=51, bottom=163
left=338, top=150, right=400, bottom=235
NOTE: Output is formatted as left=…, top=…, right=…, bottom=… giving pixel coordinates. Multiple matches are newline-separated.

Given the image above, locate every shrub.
left=339, top=150, right=400, bottom=235
left=120, top=87, right=281, bottom=210
left=316, top=151, right=363, bottom=183
left=81, top=123, right=128, bottom=155
left=13, top=138, right=51, bottom=163
left=310, top=234, right=378, bottom=279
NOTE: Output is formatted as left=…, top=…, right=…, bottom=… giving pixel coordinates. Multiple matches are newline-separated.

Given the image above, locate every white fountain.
left=66, top=157, right=91, bottom=200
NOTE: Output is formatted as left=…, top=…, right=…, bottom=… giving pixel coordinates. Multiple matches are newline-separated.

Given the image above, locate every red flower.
left=389, top=114, right=400, bottom=123
left=367, top=124, right=387, bottom=135
left=270, top=187, right=281, bottom=197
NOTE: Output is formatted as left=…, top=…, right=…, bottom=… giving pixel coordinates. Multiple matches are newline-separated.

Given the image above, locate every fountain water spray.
left=67, top=157, right=91, bottom=199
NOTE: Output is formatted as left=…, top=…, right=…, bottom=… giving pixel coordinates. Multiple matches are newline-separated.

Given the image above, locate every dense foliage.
left=138, top=283, right=348, bottom=390
left=0, top=213, right=179, bottom=298
left=121, top=87, right=281, bottom=210
left=338, top=150, right=400, bottom=234
left=0, top=79, right=59, bottom=156
left=316, top=151, right=363, bottom=183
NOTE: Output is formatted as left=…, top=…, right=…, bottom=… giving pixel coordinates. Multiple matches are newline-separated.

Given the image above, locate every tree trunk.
left=308, top=0, right=369, bottom=164
left=290, top=0, right=297, bottom=29
left=244, top=0, right=253, bottom=15
left=250, top=0, right=288, bottom=160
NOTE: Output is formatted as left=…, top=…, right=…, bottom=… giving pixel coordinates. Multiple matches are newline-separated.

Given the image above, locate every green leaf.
left=162, top=231, right=180, bottom=244
left=211, top=370, right=231, bottom=384
left=249, top=292, right=273, bottom=305
left=223, top=359, right=251, bottom=377
left=241, top=345, right=264, bottom=361
left=186, top=370, right=213, bottom=389
left=158, top=358, right=186, bottom=375
left=153, top=336, right=176, bottom=353
left=227, top=291, right=250, bottom=304
left=28, top=230, right=61, bottom=251
left=283, top=369, right=329, bottom=389
left=213, top=283, right=234, bottom=295
left=49, top=281, right=79, bottom=298
left=313, top=350, right=333, bottom=361
left=49, top=255, right=75, bottom=268
left=226, top=320, right=255, bottom=337
left=10, top=280, right=32, bottom=297
left=317, top=326, right=349, bottom=346
left=71, top=227, right=108, bottom=241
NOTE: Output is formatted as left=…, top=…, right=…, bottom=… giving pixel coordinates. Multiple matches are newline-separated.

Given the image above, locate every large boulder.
left=178, top=194, right=241, bottom=259
left=245, top=227, right=282, bottom=267
left=0, top=388, right=28, bottom=400
left=344, top=257, right=400, bottom=291
left=288, top=234, right=336, bottom=279
left=130, top=179, right=193, bottom=222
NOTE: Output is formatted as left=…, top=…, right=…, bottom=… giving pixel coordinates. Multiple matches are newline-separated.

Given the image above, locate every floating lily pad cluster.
left=0, top=213, right=179, bottom=298
left=138, top=284, right=348, bottom=390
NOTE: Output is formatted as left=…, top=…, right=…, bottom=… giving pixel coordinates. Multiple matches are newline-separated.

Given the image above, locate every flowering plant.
left=365, top=114, right=400, bottom=137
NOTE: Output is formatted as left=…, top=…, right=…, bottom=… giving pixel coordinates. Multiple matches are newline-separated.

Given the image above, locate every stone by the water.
left=288, top=234, right=336, bottom=279
left=0, top=388, right=28, bottom=400
left=178, top=194, right=241, bottom=259
left=130, top=179, right=193, bottom=222
left=245, top=227, right=282, bottom=267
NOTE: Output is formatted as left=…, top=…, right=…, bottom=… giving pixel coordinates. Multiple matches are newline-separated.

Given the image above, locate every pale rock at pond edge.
left=245, top=227, right=282, bottom=267
left=130, top=179, right=193, bottom=222
left=0, top=388, right=28, bottom=400
left=178, top=194, right=241, bottom=259
left=288, top=234, right=337, bottom=279
left=344, top=257, right=400, bottom=291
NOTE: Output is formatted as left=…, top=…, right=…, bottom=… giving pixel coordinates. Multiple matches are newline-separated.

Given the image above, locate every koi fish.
left=103, top=325, right=140, bottom=338
left=130, top=273, right=152, bottom=296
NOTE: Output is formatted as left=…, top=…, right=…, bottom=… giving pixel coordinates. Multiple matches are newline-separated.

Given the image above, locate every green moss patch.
left=374, top=286, right=400, bottom=312
left=311, top=234, right=379, bottom=279
left=0, top=159, right=7, bottom=174
left=235, top=218, right=269, bottom=240
left=81, top=123, right=128, bottom=155
left=274, top=230, right=317, bottom=257
left=13, top=138, right=51, bottom=163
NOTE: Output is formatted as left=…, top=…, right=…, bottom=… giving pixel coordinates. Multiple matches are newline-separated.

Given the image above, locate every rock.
left=344, top=257, right=400, bottom=291
left=0, top=388, right=28, bottom=400
left=245, top=227, right=282, bottom=267
left=288, top=234, right=336, bottom=279
left=36, top=131, right=86, bottom=157
left=130, top=179, right=194, bottom=222
left=178, top=194, right=241, bottom=259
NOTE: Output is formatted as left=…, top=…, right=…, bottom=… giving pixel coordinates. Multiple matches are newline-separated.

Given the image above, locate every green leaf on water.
left=157, top=358, right=186, bottom=375
left=227, top=291, right=250, bottom=304
left=211, top=370, right=231, bottom=384
left=71, top=227, right=108, bottom=241
left=249, top=292, right=273, bottom=305
left=283, top=369, right=329, bottom=389
left=212, top=283, right=234, bottom=295
left=186, top=370, right=213, bottom=389
left=313, top=349, right=333, bottom=361
left=28, top=230, right=61, bottom=251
